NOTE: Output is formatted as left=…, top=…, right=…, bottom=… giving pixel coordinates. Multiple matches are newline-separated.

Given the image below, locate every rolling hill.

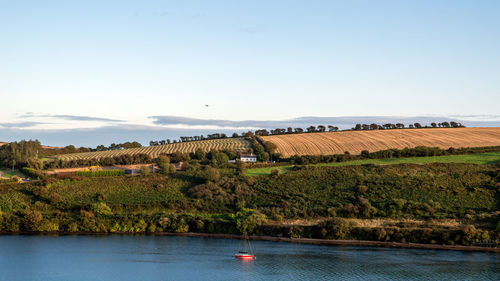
left=261, top=127, right=500, bottom=157
left=55, top=137, right=252, bottom=161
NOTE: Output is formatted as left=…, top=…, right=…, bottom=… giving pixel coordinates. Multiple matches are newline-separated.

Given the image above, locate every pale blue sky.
left=1, top=0, right=499, bottom=146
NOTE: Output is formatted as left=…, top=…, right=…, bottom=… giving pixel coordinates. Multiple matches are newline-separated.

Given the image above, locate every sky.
left=1, top=0, right=499, bottom=146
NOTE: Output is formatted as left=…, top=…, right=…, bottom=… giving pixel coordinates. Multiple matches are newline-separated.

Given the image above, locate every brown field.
left=261, top=127, right=500, bottom=157
left=55, top=137, right=251, bottom=161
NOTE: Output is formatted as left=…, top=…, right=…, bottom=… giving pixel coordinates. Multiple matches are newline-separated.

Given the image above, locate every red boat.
left=234, top=251, right=255, bottom=259
left=235, top=235, right=256, bottom=260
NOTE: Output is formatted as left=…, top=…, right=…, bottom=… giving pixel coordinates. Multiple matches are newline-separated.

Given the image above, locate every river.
left=0, top=235, right=498, bottom=280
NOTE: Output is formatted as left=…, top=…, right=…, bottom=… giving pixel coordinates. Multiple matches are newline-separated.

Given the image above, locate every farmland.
left=261, top=127, right=500, bottom=157
left=55, top=138, right=251, bottom=161
left=245, top=151, right=500, bottom=176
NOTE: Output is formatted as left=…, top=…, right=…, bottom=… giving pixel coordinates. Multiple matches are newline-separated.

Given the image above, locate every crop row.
left=55, top=138, right=252, bottom=161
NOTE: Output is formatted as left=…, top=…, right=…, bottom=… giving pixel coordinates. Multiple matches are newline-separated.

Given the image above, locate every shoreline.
left=158, top=232, right=500, bottom=253
left=3, top=231, right=498, bottom=253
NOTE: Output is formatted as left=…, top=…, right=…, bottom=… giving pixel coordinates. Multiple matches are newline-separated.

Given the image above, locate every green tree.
left=203, top=166, right=220, bottom=182
left=157, top=156, right=172, bottom=174
left=234, top=208, right=267, bottom=235
left=140, top=165, right=151, bottom=175
left=211, top=152, right=229, bottom=167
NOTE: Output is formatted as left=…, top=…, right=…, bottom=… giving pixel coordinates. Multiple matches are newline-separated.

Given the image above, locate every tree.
left=270, top=169, right=282, bottom=177
left=194, top=148, right=206, bottom=160
left=307, top=126, right=316, bottom=133
left=354, top=124, right=362, bottom=130
left=317, top=125, right=326, bottom=132
left=203, top=167, right=220, bottom=182
left=232, top=132, right=239, bottom=138
left=254, top=129, right=269, bottom=136
left=361, top=150, right=370, bottom=158
left=294, top=128, right=304, bottom=133
left=431, top=122, right=437, bottom=128
left=211, top=152, right=229, bottom=167
left=328, top=125, right=339, bottom=132
left=234, top=208, right=267, bottom=235
left=140, top=165, right=151, bottom=175
left=157, top=156, right=172, bottom=174
left=369, top=123, right=378, bottom=130
left=287, top=127, right=293, bottom=134
left=414, top=123, right=422, bottom=128
left=22, top=210, right=43, bottom=231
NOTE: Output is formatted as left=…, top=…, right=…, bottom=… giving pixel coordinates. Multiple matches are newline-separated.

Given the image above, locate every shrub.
left=140, top=166, right=151, bottom=175
left=270, top=169, right=282, bottom=177
left=22, top=210, right=43, bottom=231
left=203, top=167, right=220, bottom=182
left=318, top=218, right=353, bottom=239
left=90, top=202, right=113, bottom=216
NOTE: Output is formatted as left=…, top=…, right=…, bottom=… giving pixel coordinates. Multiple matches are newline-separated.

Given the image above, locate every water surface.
left=0, top=235, right=498, bottom=280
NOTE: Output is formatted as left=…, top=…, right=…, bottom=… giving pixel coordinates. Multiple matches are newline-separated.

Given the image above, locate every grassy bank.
left=0, top=162, right=498, bottom=247
left=246, top=151, right=500, bottom=176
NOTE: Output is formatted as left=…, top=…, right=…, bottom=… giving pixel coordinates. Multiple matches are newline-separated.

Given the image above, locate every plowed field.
left=261, top=127, right=500, bottom=157
left=55, top=138, right=251, bottom=161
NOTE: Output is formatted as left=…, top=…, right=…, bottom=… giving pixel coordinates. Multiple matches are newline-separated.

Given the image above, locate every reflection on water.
left=0, top=235, right=498, bottom=281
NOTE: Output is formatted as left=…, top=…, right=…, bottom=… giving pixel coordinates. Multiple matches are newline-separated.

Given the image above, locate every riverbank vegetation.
left=0, top=162, right=498, bottom=247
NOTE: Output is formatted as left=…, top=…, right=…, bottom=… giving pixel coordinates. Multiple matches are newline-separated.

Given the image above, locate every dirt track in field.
left=261, top=127, right=500, bottom=157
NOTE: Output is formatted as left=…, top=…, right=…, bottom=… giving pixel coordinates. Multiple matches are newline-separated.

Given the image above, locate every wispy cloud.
left=20, top=113, right=124, bottom=122
left=0, top=121, right=48, bottom=128
left=149, top=115, right=500, bottom=129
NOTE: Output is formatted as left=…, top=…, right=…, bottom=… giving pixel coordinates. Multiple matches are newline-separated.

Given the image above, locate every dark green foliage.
left=249, top=137, right=269, bottom=162
left=0, top=163, right=498, bottom=247
left=285, top=146, right=500, bottom=164
left=249, top=163, right=498, bottom=219
left=210, top=152, right=229, bottom=167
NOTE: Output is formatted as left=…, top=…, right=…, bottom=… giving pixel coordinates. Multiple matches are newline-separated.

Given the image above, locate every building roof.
left=240, top=154, right=257, bottom=158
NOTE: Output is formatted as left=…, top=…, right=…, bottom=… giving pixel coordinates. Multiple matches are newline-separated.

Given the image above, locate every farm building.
left=240, top=154, right=257, bottom=163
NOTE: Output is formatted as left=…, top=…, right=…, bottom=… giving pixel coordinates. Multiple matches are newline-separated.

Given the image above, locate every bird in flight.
left=205, top=104, right=209, bottom=107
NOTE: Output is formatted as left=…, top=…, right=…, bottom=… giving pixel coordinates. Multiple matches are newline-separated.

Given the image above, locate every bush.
left=90, top=202, right=113, bottom=216
left=140, top=165, right=151, bottom=175
left=203, top=167, right=220, bottom=182
left=22, top=210, right=43, bottom=231
left=318, top=218, right=353, bottom=239
left=270, top=169, right=282, bottom=177
left=211, top=152, right=229, bottom=167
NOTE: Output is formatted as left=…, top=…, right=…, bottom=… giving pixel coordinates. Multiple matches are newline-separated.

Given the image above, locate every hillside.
left=55, top=137, right=251, bottom=161
left=0, top=142, right=7, bottom=146
left=261, top=127, right=500, bottom=157
left=0, top=162, right=498, bottom=247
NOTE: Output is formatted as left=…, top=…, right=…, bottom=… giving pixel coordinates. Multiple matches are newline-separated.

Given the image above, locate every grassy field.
left=55, top=138, right=251, bottom=161
left=261, top=127, right=500, bottom=157
left=245, top=151, right=500, bottom=176
left=0, top=169, right=25, bottom=179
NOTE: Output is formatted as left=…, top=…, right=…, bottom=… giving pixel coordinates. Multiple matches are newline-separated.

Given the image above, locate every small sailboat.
left=235, top=234, right=256, bottom=260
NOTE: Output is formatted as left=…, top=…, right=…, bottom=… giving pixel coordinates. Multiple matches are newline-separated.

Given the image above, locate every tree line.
left=149, top=121, right=465, bottom=145
left=352, top=121, right=464, bottom=130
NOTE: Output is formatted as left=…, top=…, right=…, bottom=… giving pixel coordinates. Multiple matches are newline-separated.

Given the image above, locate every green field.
left=0, top=169, right=24, bottom=179
left=245, top=151, right=500, bottom=176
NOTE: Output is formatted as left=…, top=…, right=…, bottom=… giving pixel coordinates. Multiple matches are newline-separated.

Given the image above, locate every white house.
left=240, top=154, right=258, bottom=163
